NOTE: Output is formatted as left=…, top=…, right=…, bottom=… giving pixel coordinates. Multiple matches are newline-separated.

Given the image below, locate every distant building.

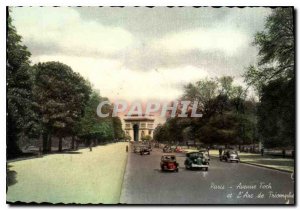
left=124, top=114, right=155, bottom=141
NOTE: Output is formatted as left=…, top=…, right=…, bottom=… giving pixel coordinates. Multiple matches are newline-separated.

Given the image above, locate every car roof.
left=162, top=155, right=176, bottom=158
left=187, top=151, right=200, bottom=154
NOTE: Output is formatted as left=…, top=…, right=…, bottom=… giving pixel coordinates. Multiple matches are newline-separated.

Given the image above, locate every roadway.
left=120, top=148, right=294, bottom=204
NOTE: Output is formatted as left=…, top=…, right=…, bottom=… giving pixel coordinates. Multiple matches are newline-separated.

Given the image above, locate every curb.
left=119, top=143, right=130, bottom=204
left=210, top=155, right=293, bottom=173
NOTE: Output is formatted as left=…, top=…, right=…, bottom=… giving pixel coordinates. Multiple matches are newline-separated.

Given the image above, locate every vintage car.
left=219, top=150, right=240, bottom=162
left=140, top=146, right=151, bottom=155
left=184, top=152, right=209, bottom=171
left=174, top=146, right=184, bottom=153
left=160, top=155, right=179, bottom=172
left=163, top=145, right=172, bottom=153
left=170, top=145, right=177, bottom=152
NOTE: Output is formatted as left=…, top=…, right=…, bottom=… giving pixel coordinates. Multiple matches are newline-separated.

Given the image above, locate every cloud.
left=152, top=27, right=250, bottom=56
left=11, top=6, right=271, bottom=104
left=31, top=54, right=211, bottom=102
left=11, top=7, right=134, bottom=56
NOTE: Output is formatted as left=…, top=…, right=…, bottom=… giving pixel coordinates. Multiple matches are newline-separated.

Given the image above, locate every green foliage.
left=243, top=8, right=295, bottom=149
left=7, top=10, right=125, bottom=155
left=154, top=76, right=256, bottom=146
left=153, top=124, right=169, bottom=143
left=34, top=62, right=91, bottom=151
left=76, top=92, right=124, bottom=143
left=141, top=135, right=152, bottom=141
left=112, top=117, right=124, bottom=140
left=257, top=78, right=294, bottom=148
left=7, top=12, right=40, bottom=157
left=244, top=8, right=294, bottom=88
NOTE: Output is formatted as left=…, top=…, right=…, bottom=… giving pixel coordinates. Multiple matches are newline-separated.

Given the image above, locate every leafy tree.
left=257, top=78, right=294, bottom=148
left=77, top=91, right=115, bottom=146
left=7, top=12, right=40, bottom=158
left=244, top=8, right=295, bottom=149
left=244, top=8, right=294, bottom=88
left=141, top=135, right=152, bottom=141
left=34, top=62, right=91, bottom=152
left=153, top=124, right=169, bottom=143
left=112, top=116, right=124, bottom=140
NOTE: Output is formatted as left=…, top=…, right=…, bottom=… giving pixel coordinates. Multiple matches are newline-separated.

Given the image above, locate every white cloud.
left=31, top=55, right=212, bottom=102
left=152, top=27, right=250, bottom=56
left=12, top=7, right=134, bottom=55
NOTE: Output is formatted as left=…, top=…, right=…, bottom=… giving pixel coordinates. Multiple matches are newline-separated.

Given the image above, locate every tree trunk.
left=47, top=134, right=52, bottom=152
left=71, top=136, right=75, bottom=150
left=58, top=136, right=63, bottom=152
left=42, top=132, right=48, bottom=153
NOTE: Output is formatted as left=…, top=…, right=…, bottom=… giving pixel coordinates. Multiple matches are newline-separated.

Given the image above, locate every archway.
left=133, top=124, right=139, bottom=141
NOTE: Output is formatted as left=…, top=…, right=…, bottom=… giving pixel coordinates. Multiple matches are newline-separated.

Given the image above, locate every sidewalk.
left=7, top=142, right=128, bottom=204
left=209, top=150, right=294, bottom=173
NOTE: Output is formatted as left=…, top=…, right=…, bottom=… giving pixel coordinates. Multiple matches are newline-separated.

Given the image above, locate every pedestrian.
left=219, top=148, right=222, bottom=157
left=261, top=148, right=264, bottom=156
left=282, top=149, right=286, bottom=158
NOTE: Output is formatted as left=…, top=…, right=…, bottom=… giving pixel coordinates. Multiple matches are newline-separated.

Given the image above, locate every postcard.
left=6, top=6, right=295, bottom=205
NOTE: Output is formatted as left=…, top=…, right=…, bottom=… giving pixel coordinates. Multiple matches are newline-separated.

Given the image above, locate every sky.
left=10, top=7, right=272, bottom=123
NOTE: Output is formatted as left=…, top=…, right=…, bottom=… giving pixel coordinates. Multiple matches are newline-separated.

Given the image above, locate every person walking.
left=219, top=148, right=223, bottom=157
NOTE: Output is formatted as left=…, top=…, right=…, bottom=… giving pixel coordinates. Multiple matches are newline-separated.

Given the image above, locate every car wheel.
left=175, top=168, right=179, bottom=172
left=205, top=168, right=208, bottom=171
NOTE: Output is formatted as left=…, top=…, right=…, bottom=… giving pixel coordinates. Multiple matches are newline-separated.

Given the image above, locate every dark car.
left=184, top=152, right=209, bottom=171
left=140, top=146, right=151, bottom=155
left=220, top=150, right=240, bottom=162
left=160, top=155, right=179, bottom=172
left=163, top=145, right=172, bottom=153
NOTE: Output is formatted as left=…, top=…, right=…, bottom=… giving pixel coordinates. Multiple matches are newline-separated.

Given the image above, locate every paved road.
left=120, top=148, right=294, bottom=204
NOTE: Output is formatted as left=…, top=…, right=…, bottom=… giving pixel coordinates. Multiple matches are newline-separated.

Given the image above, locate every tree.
left=7, top=11, right=40, bottom=158
left=34, top=62, right=91, bottom=152
left=112, top=117, right=124, bottom=140
left=141, top=135, right=152, bottom=141
left=244, top=8, right=294, bottom=88
left=257, top=78, right=294, bottom=148
left=77, top=91, right=114, bottom=146
left=244, top=8, right=295, bottom=149
left=153, top=124, right=169, bottom=143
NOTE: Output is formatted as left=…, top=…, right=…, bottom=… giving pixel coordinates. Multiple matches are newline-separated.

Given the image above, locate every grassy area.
left=7, top=142, right=128, bottom=204
left=209, top=149, right=294, bottom=173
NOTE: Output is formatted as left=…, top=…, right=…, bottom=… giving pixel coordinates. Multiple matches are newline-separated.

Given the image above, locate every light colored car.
left=220, top=150, right=240, bottom=162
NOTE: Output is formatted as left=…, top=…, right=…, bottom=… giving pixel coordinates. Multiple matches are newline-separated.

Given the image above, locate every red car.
left=160, top=155, right=179, bottom=172
left=174, top=146, right=183, bottom=153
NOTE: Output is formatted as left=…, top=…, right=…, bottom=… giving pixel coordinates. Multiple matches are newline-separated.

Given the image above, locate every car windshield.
left=163, top=156, right=176, bottom=161
left=229, top=151, right=237, bottom=154
left=189, top=153, right=203, bottom=158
